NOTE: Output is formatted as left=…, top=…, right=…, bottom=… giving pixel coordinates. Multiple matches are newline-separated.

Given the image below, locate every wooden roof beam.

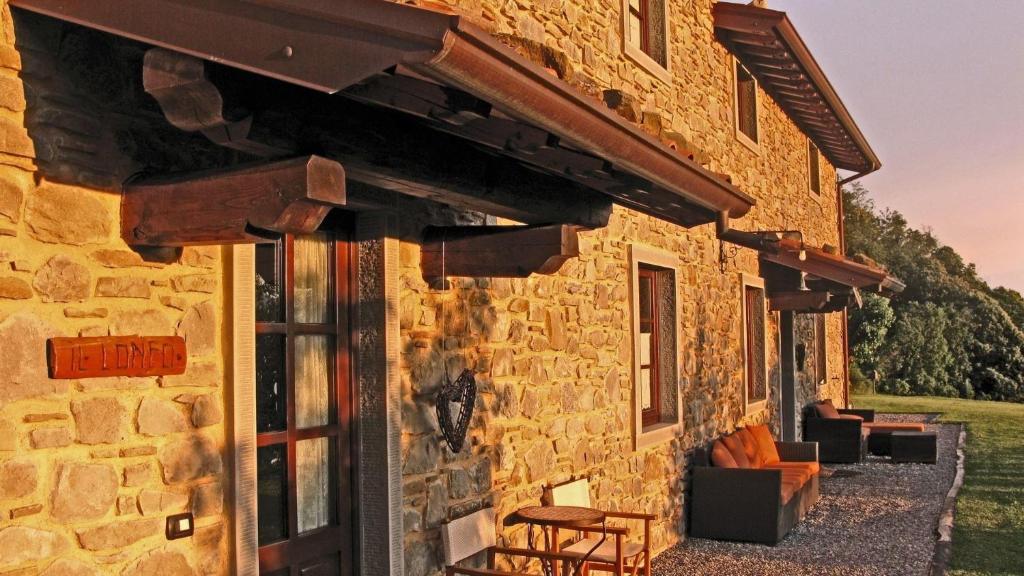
left=122, top=156, right=346, bottom=246
left=725, top=32, right=781, bottom=48
left=768, top=291, right=831, bottom=312
left=421, top=224, right=579, bottom=285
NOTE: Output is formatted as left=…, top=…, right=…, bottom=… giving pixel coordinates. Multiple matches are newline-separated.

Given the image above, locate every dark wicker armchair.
left=802, top=400, right=874, bottom=463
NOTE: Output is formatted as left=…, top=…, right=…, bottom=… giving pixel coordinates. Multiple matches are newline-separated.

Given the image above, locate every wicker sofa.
left=804, top=399, right=928, bottom=460
left=690, top=424, right=820, bottom=545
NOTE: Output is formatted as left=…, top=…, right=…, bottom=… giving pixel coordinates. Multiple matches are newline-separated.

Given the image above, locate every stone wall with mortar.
left=0, top=0, right=859, bottom=574
left=396, top=0, right=852, bottom=573
left=0, top=2, right=228, bottom=574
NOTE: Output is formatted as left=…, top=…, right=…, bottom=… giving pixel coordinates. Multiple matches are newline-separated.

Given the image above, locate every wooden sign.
left=48, top=336, right=187, bottom=379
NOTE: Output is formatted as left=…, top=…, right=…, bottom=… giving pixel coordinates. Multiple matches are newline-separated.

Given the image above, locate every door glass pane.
left=295, top=234, right=330, bottom=324
left=295, top=335, right=331, bottom=429
left=296, top=437, right=333, bottom=534
left=640, top=332, right=652, bottom=365
left=257, top=444, right=289, bottom=545
left=638, top=275, right=653, bottom=321
left=640, top=368, right=652, bottom=410
left=255, top=242, right=282, bottom=322
left=256, top=334, right=286, bottom=432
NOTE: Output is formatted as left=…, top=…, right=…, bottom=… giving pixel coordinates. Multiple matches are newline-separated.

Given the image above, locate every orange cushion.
left=735, top=428, right=763, bottom=468
left=748, top=424, right=780, bottom=465
left=722, top=434, right=751, bottom=469
left=764, top=460, right=821, bottom=477
left=710, top=440, right=737, bottom=468
left=816, top=400, right=840, bottom=419
left=839, top=414, right=864, bottom=421
left=779, top=468, right=811, bottom=485
left=863, top=422, right=925, bottom=431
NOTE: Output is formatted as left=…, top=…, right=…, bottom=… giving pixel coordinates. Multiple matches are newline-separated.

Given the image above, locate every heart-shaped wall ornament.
left=436, top=368, right=476, bottom=453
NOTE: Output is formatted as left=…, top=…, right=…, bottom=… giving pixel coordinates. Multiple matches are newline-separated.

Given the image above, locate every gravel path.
left=654, top=414, right=959, bottom=576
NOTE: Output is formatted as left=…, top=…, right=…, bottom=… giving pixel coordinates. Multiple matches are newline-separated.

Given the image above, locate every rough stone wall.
left=0, top=0, right=857, bottom=574
left=0, top=3, right=227, bottom=574
left=397, top=0, right=852, bottom=573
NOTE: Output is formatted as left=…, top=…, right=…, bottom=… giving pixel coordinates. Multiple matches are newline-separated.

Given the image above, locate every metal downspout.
left=836, top=168, right=874, bottom=407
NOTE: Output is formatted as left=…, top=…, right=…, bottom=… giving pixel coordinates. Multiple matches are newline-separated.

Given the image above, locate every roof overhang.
left=12, top=0, right=755, bottom=228
left=761, top=238, right=904, bottom=297
left=713, top=2, right=880, bottom=174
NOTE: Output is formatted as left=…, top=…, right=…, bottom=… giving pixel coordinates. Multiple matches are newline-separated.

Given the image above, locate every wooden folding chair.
left=443, top=507, right=582, bottom=575
left=544, top=478, right=653, bottom=576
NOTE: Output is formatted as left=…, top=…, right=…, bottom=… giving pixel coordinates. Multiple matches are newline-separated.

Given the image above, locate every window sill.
left=735, top=129, right=760, bottom=154
left=636, top=421, right=680, bottom=450
left=745, top=399, right=767, bottom=416
left=623, top=43, right=672, bottom=84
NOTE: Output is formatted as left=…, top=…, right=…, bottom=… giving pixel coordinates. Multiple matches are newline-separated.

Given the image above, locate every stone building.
left=0, top=0, right=901, bottom=575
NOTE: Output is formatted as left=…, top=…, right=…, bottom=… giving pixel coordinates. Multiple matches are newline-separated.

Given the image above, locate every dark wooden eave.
left=12, top=0, right=755, bottom=229
left=138, top=47, right=614, bottom=230
left=761, top=239, right=903, bottom=295
left=714, top=2, right=880, bottom=174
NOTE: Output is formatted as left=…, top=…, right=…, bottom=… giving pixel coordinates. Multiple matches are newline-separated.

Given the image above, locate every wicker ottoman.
left=891, top=431, right=937, bottom=464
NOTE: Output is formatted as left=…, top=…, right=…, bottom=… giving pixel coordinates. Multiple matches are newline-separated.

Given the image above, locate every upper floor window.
left=742, top=276, right=768, bottom=413
left=629, top=245, right=681, bottom=448
left=808, top=139, right=821, bottom=194
left=734, top=59, right=759, bottom=148
left=621, top=0, right=670, bottom=82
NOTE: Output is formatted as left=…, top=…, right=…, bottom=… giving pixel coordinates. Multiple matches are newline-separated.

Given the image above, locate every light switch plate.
left=166, top=512, right=195, bottom=540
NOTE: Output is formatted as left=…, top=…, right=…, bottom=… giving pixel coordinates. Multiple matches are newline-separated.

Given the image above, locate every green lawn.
left=853, top=394, right=1024, bottom=576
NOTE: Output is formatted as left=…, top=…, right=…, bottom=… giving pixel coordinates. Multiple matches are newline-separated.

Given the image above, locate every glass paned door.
left=255, top=231, right=352, bottom=576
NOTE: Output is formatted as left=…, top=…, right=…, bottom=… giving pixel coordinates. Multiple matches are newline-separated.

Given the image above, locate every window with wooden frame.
left=629, top=245, right=681, bottom=448
left=742, top=277, right=768, bottom=413
left=637, top=265, right=662, bottom=427
left=242, top=228, right=354, bottom=576
left=814, top=314, right=827, bottom=386
left=808, top=139, right=821, bottom=195
left=734, top=59, right=759, bottom=148
left=621, top=0, right=670, bottom=82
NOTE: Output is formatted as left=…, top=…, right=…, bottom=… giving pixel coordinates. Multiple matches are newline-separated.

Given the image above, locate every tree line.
left=844, top=184, right=1024, bottom=402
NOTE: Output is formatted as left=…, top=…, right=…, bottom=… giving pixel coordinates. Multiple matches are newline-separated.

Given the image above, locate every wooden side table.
left=516, top=506, right=606, bottom=576
left=891, top=431, right=937, bottom=464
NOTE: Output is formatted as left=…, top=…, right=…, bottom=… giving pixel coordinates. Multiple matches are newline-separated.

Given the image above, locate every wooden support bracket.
left=768, top=288, right=862, bottom=313
left=768, top=291, right=831, bottom=312
left=143, top=47, right=293, bottom=157
left=122, top=156, right=346, bottom=246
left=421, top=224, right=579, bottom=285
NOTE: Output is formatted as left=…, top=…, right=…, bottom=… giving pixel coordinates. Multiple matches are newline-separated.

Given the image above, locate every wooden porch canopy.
left=762, top=238, right=904, bottom=313
left=713, top=2, right=880, bottom=174
left=13, top=0, right=755, bottom=231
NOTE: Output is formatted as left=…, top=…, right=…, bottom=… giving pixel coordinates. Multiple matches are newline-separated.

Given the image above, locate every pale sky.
left=768, top=0, right=1024, bottom=292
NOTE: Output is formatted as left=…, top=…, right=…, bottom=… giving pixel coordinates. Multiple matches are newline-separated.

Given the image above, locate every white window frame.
left=620, top=0, right=672, bottom=83
left=629, top=244, right=682, bottom=449
left=740, top=274, right=768, bottom=415
left=732, top=57, right=760, bottom=153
